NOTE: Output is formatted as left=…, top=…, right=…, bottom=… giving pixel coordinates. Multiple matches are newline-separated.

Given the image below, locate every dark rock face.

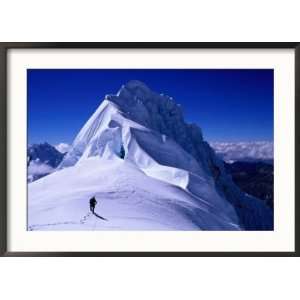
left=225, top=161, right=274, bottom=209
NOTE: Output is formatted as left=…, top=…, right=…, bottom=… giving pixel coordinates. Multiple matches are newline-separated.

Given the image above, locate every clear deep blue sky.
left=28, top=69, right=273, bottom=145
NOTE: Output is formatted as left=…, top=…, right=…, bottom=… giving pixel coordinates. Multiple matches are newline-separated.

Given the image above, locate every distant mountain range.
left=210, top=141, right=273, bottom=164
left=27, top=143, right=65, bottom=182
left=209, top=142, right=273, bottom=209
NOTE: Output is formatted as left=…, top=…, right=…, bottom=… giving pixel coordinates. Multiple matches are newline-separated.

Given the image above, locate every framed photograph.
left=0, top=43, right=299, bottom=256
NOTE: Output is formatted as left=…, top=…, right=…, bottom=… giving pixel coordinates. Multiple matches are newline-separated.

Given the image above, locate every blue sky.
left=28, top=69, right=273, bottom=145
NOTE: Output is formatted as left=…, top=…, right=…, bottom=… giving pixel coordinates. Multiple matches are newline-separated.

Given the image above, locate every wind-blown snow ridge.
left=29, top=81, right=273, bottom=231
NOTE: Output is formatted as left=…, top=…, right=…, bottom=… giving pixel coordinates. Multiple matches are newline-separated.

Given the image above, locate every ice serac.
left=29, top=81, right=273, bottom=231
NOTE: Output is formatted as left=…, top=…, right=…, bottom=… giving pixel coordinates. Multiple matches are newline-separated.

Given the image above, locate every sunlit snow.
left=28, top=81, right=273, bottom=231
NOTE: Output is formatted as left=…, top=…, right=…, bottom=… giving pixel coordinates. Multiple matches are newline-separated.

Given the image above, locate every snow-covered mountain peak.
left=28, top=142, right=64, bottom=166
left=106, top=80, right=183, bottom=127
left=102, top=81, right=204, bottom=157
left=59, top=82, right=205, bottom=171
left=43, top=81, right=274, bottom=231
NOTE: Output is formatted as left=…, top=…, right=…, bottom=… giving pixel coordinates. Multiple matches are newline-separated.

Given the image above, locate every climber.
left=89, top=196, right=97, bottom=214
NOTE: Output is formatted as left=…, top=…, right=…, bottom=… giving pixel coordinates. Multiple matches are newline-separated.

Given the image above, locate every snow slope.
left=29, top=157, right=239, bottom=230
left=28, top=81, right=273, bottom=230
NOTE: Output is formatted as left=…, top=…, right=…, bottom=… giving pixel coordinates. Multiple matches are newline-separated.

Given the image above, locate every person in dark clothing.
left=89, top=197, right=97, bottom=213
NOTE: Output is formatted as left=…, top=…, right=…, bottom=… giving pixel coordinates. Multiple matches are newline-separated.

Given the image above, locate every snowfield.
left=28, top=157, right=240, bottom=230
left=28, top=80, right=273, bottom=231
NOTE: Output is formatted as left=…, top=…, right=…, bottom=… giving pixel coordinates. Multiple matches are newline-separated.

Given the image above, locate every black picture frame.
left=0, top=42, right=299, bottom=257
